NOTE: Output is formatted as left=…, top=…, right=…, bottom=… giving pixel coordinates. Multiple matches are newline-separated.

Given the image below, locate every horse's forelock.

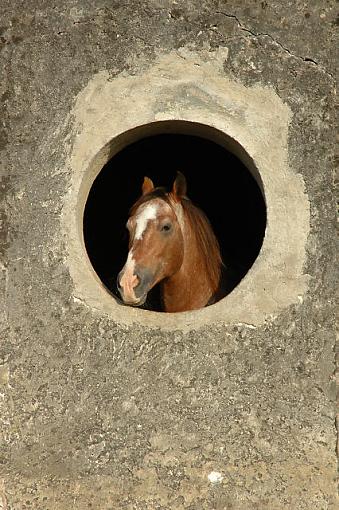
left=130, top=187, right=170, bottom=216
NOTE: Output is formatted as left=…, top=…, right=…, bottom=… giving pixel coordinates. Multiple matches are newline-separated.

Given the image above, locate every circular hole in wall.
left=83, top=124, right=266, bottom=312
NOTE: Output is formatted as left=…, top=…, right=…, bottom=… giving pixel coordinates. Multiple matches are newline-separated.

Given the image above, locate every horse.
left=117, top=172, right=223, bottom=313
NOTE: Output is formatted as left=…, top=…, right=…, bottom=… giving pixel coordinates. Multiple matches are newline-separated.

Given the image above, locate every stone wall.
left=0, top=1, right=337, bottom=509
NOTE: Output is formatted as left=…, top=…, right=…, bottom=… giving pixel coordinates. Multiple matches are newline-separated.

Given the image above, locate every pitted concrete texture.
left=0, top=1, right=337, bottom=509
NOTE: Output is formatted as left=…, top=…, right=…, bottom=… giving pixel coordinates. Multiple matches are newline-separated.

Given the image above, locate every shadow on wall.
left=83, top=133, right=266, bottom=312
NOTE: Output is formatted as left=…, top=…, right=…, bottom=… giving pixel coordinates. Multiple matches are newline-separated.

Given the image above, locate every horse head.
left=117, top=173, right=187, bottom=307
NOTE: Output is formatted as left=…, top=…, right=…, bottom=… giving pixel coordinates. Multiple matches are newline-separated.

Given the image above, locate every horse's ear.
left=142, top=176, right=155, bottom=195
left=172, top=172, right=187, bottom=201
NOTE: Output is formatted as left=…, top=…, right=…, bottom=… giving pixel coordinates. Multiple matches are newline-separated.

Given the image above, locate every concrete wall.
left=0, top=1, right=337, bottom=509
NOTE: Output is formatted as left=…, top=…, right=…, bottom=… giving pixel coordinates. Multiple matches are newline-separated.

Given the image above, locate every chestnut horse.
left=117, top=173, right=223, bottom=312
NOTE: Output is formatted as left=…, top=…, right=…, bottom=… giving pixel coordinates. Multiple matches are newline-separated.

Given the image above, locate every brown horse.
left=117, top=173, right=223, bottom=312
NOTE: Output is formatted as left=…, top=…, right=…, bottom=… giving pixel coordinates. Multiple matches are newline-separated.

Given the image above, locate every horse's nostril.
left=117, top=271, right=139, bottom=294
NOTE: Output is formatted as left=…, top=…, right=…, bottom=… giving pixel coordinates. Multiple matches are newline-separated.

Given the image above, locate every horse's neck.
left=161, top=220, right=216, bottom=313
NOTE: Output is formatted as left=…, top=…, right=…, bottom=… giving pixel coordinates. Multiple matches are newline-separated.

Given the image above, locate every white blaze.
left=124, top=250, right=135, bottom=274
left=135, top=203, right=158, bottom=240
left=120, top=250, right=138, bottom=301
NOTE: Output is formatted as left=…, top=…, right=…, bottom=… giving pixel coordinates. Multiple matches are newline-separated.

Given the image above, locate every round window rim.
left=68, top=119, right=274, bottom=329
left=81, top=120, right=268, bottom=316
left=63, top=118, right=309, bottom=332
left=63, top=69, right=310, bottom=333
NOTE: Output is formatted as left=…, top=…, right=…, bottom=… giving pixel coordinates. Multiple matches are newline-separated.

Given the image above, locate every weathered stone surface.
left=0, top=1, right=337, bottom=509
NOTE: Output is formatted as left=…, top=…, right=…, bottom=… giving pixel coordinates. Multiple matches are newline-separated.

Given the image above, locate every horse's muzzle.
left=117, top=266, right=154, bottom=307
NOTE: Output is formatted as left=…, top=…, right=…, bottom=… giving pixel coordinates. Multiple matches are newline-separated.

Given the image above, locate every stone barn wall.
left=0, top=1, right=337, bottom=509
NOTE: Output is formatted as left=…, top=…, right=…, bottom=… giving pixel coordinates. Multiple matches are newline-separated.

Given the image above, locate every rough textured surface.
left=0, top=1, right=337, bottom=509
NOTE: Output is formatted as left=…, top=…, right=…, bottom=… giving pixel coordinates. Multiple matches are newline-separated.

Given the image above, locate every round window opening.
left=83, top=122, right=266, bottom=313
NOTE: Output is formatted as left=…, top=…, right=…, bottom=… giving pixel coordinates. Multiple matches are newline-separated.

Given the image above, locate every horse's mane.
left=180, top=198, right=223, bottom=296
left=130, top=188, right=223, bottom=297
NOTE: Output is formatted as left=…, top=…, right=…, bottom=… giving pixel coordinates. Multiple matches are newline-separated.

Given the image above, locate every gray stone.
left=0, top=1, right=337, bottom=509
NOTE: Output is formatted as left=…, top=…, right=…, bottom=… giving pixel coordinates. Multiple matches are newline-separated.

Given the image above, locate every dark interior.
left=83, top=131, right=266, bottom=311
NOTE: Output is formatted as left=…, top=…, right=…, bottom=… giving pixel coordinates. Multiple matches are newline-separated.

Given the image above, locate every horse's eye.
left=161, top=223, right=171, bottom=232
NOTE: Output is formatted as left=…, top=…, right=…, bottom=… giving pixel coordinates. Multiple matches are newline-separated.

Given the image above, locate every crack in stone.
left=216, top=11, right=334, bottom=80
